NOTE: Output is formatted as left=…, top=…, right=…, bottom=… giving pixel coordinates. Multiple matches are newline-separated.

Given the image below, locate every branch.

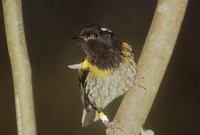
left=106, top=0, right=188, bottom=134
left=2, top=0, right=37, bottom=135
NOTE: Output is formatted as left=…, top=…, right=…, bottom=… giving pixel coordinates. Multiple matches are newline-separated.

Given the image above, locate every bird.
left=68, top=25, right=136, bottom=127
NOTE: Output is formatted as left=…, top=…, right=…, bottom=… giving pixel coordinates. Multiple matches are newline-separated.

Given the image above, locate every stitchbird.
left=69, top=25, right=136, bottom=127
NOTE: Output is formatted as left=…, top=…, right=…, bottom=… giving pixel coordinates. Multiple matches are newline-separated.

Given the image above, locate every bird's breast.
left=85, top=58, right=136, bottom=110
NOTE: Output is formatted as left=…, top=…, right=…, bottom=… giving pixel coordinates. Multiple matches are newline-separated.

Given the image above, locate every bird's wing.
left=78, top=69, right=99, bottom=127
left=78, top=69, right=89, bottom=107
left=67, top=63, right=82, bottom=69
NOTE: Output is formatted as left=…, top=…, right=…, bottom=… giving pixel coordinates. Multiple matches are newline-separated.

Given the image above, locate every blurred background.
left=0, top=0, right=199, bottom=135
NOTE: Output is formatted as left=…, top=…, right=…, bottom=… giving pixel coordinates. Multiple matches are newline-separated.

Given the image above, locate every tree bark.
left=2, top=0, right=37, bottom=135
left=106, top=0, right=188, bottom=135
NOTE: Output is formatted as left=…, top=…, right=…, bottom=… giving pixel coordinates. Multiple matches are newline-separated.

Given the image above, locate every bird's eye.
left=94, top=33, right=98, bottom=37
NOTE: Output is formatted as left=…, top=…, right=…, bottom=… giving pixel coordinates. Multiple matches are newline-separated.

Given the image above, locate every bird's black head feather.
left=74, top=25, right=123, bottom=69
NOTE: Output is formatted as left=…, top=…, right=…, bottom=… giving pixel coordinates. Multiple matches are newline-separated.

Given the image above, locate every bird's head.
left=73, top=25, right=123, bottom=69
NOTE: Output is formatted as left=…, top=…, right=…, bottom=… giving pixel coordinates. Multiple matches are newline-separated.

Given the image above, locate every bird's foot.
left=104, top=121, right=114, bottom=128
left=98, top=112, right=109, bottom=125
left=98, top=112, right=122, bottom=131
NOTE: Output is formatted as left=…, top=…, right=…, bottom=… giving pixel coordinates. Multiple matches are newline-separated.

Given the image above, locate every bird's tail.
left=81, top=108, right=99, bottom=127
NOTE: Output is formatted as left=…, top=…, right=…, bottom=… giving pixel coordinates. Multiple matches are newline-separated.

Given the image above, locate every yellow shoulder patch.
left=80, top=59, right=111, bottom=78
left=122, top=42, right=132, bottom=52
left=122, top=42, right=133, bottom=57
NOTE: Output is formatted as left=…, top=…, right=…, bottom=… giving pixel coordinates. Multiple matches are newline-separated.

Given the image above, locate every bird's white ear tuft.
left=100, top=27, right=112, bottom=33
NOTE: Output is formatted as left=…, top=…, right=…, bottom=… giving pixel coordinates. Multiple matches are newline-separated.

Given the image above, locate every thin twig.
left=106, top=0, right=188, bottom=134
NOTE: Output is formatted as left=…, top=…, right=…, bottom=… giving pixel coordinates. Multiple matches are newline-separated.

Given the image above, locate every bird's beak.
left=72, top=35, right=94, bottom=42
left=72, top=35, right=85, bottom=40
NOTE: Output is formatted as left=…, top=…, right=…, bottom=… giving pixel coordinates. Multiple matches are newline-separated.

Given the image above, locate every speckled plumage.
left=86, top=53, right=136, bottom=110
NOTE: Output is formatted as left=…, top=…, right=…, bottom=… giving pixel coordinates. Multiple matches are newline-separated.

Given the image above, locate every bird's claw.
left=104, top=120, right=123, bottom=133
